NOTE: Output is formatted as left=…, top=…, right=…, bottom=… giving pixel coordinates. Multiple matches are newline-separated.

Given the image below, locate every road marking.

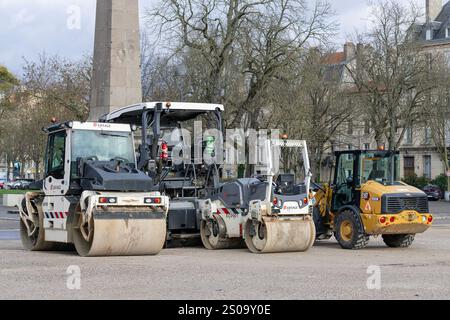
left=0, top=218, right=19, bottom=221
left=0, top=230, right=19, bottom=241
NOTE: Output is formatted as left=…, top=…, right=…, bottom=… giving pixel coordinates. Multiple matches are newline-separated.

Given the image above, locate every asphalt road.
left=0, top=203, right=449, bottom=300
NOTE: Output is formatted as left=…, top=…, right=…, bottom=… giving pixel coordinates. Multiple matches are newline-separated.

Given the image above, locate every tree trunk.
left=312, top=155, right=322, bottom=183
left=6, top=161, right=10, bottom=181
left=34, top=160, right=40, bottom=180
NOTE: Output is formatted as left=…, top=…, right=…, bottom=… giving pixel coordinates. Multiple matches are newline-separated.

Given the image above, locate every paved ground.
left=0, top=203, right=449, bottom=300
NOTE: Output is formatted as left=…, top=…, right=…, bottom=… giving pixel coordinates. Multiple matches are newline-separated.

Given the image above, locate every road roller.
left=199, top=139, right=316, bottom=253
left=19, top=121, right=169, bottom=257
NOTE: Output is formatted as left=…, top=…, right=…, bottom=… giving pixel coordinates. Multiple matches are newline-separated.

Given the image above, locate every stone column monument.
left=89, top=0, right=142, bottom=121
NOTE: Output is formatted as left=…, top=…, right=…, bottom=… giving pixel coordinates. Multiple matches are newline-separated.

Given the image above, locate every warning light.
left=378, top=145, right=385, bottom=151
left=99, top=197, right=117, bottom=204
left=281, top=134, right=288, bottom=140
left=145, top=197, right=162, bottom=204
left=160, top=142, right=169, bottom=160
left=51, top=117, right=57, bottom=124
left=166, top=102, right=172, bottom=109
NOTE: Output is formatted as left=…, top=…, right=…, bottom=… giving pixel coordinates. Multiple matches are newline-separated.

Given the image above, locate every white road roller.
left=200, top=139, right=316, bottom=253
left=19, top=121, right=169, bottom=257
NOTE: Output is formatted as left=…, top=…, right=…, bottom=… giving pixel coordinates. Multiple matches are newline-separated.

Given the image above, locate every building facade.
left=320, top=0, right=450, bottom=182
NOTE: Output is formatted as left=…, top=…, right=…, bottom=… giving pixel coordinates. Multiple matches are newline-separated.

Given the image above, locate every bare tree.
left=229, top=0, right=336, bottom=129
left=301, top=49, right=354, bottom=180
left=0, top=65, right=19, bottom=130
left=21, top=54, right=91, bottom=121
left=1, top=55, right=91, bottom=179
left=148, top=0, right=269, bottom=103
left=147, top=0, right=336, bottom=177
left=347, top=0, right=434, bottom=150
left=424, top=58, right=450, bottom=192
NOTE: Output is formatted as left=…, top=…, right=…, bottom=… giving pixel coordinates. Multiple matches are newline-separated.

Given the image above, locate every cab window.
left=336, top=153, right=355, bottom=185
left=333, top=153, right=356, bottom=211
left=46, top=131, right=66, bottom=179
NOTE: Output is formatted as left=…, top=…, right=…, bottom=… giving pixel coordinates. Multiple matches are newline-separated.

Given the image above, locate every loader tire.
left=335, top=210, right=369, bottom=250
left=382, top=234, right=415, bottom=248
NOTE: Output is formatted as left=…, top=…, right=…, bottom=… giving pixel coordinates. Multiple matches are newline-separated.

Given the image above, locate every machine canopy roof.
left=101, top=102, right=224, bottom=126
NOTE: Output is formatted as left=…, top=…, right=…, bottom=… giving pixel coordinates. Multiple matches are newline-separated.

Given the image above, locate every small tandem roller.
left=200, top=139, right=316, bottom=253
left=19, top=121, right=169, bottom=257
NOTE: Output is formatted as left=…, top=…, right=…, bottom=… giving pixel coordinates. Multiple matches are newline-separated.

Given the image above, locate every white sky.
left=0, top=0, right=421, bottom=75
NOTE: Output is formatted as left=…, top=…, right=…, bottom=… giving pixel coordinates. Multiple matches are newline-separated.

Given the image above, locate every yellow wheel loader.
left=313, top=149, right=433, bottom=250
left=19, top=121, right=169, bottom=257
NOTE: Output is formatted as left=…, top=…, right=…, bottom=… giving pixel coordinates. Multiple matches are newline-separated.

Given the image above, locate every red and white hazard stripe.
left=216, top=207, right=244, bottom=215
left=45, top=212, right=69, bottom=219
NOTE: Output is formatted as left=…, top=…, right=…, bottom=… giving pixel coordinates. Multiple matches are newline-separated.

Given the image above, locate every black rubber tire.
left=335, top=210, right=369, bottom=250
left=382, top=234, right=415, bottom=248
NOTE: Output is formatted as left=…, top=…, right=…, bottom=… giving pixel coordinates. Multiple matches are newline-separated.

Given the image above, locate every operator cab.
left=43, top=121, right=154, bottom=194
left=101, top=102, right=225, bottom=197
left=274, top=174, right=307, bottom=196
left=332, top=150, right=399, bottom=212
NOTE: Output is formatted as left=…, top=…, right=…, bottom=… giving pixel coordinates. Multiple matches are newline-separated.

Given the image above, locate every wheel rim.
left=250, top=222, right=267, bottom=252
left=20, top=218, right=38, bottom=249
left=340, top=220, right=353, bottom=242
left=204, top=219, right=220, bottom=247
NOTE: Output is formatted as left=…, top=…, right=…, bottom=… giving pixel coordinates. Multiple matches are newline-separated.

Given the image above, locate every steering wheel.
left=111, top=157, right=129, bottom=164
left=84, top=156, right=99, bottom=162
left=311, top=181, right=326, bottom=192
left=103, top=157, right=131, bottom=173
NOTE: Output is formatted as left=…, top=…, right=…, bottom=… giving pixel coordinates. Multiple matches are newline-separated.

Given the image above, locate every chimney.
left=426, top=0, right=442, bottom=23
left=355, top=43, right=365, bottom=82
left=344, top=42, right=356, bottom=61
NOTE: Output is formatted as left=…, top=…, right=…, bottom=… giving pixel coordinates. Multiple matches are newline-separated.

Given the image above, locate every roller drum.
left=73, top=210, right=167, bottom=257
left=201, top=216, right=244, bottom=250
left=244, top=217, right=316, bottom=254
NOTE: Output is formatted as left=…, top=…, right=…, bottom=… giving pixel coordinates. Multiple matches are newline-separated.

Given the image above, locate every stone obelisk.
left=89, top=0, right=142, bottom=120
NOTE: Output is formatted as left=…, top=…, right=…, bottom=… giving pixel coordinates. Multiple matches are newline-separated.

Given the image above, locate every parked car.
left=423, top=184, right=444, bottom=201
left=0, top=179, right=6, bottom=189
left=12, top=179, right=35, bottom=190
left=2, top=179, right=34, bottom=190
left=3, top=180, right=15, bottom=190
